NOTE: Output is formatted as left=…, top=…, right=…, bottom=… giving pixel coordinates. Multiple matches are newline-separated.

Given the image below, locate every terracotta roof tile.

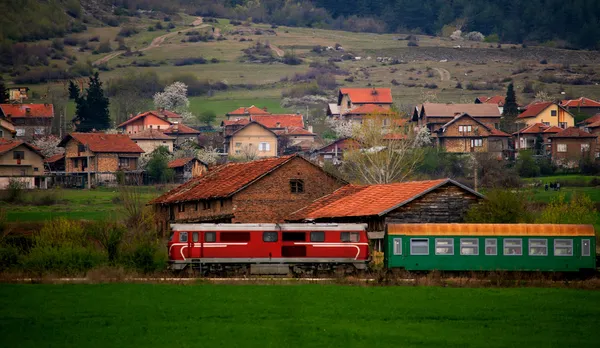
left=477, top=95, right=506, bottom=106
left=59, top=133, right=144, bottom=153
left=280, top=127, right=315, bottom=136
left=227, top=105, right=271, bottom=116
left=0, top=104, right=54, bottom=118
left=543, top=126, right=563, bottom=133
left=0, top=119, right=16, bottom=133
left=0, top=139, right=43, bottom=157
left=518, top=101, right=555, bottom=118
left=588, top=120, right=600, bottom=128
left=489, top=128, right=510, bottom=137
left=168, top=157, right=194, bottom=168
left=422, top=103, right=501, bottom=118
left=560, top=97, right=600, bottom=108
left=155, top=109, right=182, bottom=119
left=339, top=88, right=393, bottom=104
left=580, top=114, right=600, bottom=125
left=549, top=127, right=597, bottom=138
left=117, top=111, right=168, bottom=128
left=151, top=155, right=298, bottom=204
left=44, top=153, right=65, bottom=163
left=251, top=114, right=304, bottom=128
left=163, top=123, right=200, bottom=135
left=129, top=129, right=175, bottom=140
left=221, top=119, right=250, bottom=126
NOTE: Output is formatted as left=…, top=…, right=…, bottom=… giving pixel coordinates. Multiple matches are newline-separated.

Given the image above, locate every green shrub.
left=122, top=241, right=167, bottom=274
left=6, top=179, right=25, bottom=203
left=34, top=218, right=86, bottom=248
left=465, top=189, right=533, bottom=223
left=0, top=245, right=20, bottom=271
left=23, top=245, right=106, bottom=275
left=88, top=221, right=125, bottom=264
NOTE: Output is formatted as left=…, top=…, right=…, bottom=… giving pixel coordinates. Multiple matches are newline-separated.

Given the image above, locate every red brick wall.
left=551, top=137, right=597, bottom=165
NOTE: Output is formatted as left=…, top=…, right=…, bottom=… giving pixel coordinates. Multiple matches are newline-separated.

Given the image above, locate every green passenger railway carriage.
left=384, top=224, right=596, bottom=272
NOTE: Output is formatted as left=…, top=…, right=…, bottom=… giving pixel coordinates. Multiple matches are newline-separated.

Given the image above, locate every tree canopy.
left=73, top=72, right=110, bottom=132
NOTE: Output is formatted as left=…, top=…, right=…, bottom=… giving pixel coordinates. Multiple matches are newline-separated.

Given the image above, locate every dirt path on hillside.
left=433, top=67, right=451, bottom=81
left=270, top=44, right=284, bottom=57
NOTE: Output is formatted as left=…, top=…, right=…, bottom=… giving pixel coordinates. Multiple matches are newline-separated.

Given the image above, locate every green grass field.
left=0, top=284, right=599, bottom=347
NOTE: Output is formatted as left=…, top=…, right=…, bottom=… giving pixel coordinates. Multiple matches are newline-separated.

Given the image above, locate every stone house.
left=560, top=97, right=600, bottom=117
left=513, top=123, right=562, bottom=156
left=0, top=139, right=46, bottom=189
left=412, top=103, right=502, bottom=133
left=548, top=127, right=598, bottom=166
left=150, top=155, right=346, bottom=235
left=517, top=101, right=575, bottom=128
left=0, top=104, right=54, bottom=140
left=117, top=110, right=199, bottom=147
left=167, top=157, right=208, bottom=183
left=225, top=105, right=270, bottom=121
left=224, top=122, right=279, bottom=158
left=327, top=88, right=393, bottom=119
left=0, top=118, right=16, bottom=140
left=129, top=129, right=175, bottom=153
left=287, top=178, right=484, bottom=251
left=313, top=138, right=360, bottom=165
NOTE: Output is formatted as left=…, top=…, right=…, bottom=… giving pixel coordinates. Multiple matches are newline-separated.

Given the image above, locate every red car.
left=168, top=223, right=369, bottom=275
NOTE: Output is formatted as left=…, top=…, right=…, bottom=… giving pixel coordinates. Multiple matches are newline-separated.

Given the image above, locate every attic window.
left=290, top=179, right=304, bottom=193
left=78, top=144, right=86, bottom=153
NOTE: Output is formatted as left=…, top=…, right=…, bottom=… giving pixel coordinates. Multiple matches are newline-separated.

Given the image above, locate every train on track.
left=168, top=223, right=597, bottom=275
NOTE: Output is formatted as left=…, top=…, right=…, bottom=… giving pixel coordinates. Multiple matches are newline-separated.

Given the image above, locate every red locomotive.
left=168, top=223, right=369, bottom=275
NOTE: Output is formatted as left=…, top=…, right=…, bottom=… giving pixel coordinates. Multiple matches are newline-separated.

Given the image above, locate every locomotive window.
left=263, top=232, right=278, bottom=242
left=410, top=239, right=429, bottom=255
left=460, top=239, right=479, bottom=255
left=221, top=232, right=251, bottom=242
left=485, top=239, right=497, bottom=255
left=528, top=239, right=547, bottom=256
left=582, top=239, right=591, bottom=257
left=554, top=239, right=573, bottom=256
left=179, top=232, right=188, bottom=243
left=341, top=232, right=360, bottom=242
left=205, top=232, right=216, bottom=243
left=310, top=231, right=325, bottom=242
left=393, top=238, right=402, bottom=255
left=192, top=232, right=199, bottom=243
left=283, top=232, right=306, bottom=242
left=503, top=239, right=522, bottom=256
left=435, top=238, right=454, bottom=255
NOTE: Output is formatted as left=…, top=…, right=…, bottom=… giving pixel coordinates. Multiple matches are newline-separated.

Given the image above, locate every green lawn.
left=0, top=284, right=599, bottom=347
left=528, top=186, right=600, bottom=203
left=188, top=96, right=291, bottom=122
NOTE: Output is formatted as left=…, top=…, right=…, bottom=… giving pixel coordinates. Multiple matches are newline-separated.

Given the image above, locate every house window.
left=485, top=239, right=497, bottom=255
left=503, top=239, right=522, bottom=255
left=554, top=239, right=573, bottom=256
left=16, top=128, right=25, bottom=136
left=290, top=179, right=304, bottom=193
left=341, top=232, right=360, bottom=242
left=458, top=125, right=472, bottom=133
left=347, top=100, right=351, bottom=108
left=383, top=118, right=389, bottom=126
left=528, top=239, right=548, bottom=256
left=13, top=151, right=24, bottom=160
left=435, top=238, right=454, bottom=255
left=582, top=239, right=591, bottom=257
left=235, top=142, right=242, bottom=148
left=263, top=232, right=278, bottom=242
left=34, top=128, right=45, bottom=135
left=542, top=122, right=550, bottom=126
left=470, top=139, right=483, bottom=147
left=460, top=238, right=479, bottom=255
left=78, top=144, right=86, bottom=153
left=310, top=231, right=325, bottom=242
left=557, top=144, right=567, bottom=152
left=178, top=203, right=185, bottom=213
left=581, top=144, right=590, bottom=152
left=205, top=232, right=216, bottom=242
left=235, top=150, right=241, bottom=154
left=393, top=238, right=402, bottom=255
left=558, top=122, right=567, bottom=129
left=551, top=110, right=557, bottom=116
left=259, top=142, right=270, bottom=151
left=410, top=239, right=429, bottom=255
left=519, top=138, right=526, bottom=149
left=203, top=201, right=210, bottom=210
left=119, top=158, right=130, bottom=168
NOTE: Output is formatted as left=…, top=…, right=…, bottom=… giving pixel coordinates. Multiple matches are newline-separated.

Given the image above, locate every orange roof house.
left=338, top=88, right=393, bottom=104
left=560, top=97, right=600, bottom=108
left=225, top=105, right=271, bottom=120
left=251, top=114, right=304, bottom=129
left=517, top=101, right=575, bottom=128
left=0, top=104, right=54, bottom=118
left=328, top=87, right=394, bottom=121
left=513, top=122, right=562, bottom=154
left=0, top=104, right=54, bottom=140
left=475, top=96, right=506, bottom=106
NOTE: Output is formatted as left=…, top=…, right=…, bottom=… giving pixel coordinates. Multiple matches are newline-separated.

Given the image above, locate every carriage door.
left=189, top=232, right=201, bottom=258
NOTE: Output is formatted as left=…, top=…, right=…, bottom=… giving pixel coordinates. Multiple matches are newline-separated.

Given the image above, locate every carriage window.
left=263, top=232, right=278, bottom=242
left=205, top=232, right=216, bottom=242
left=485, top=239, right=497, bottom=255
left=435, top=238, right=454, bottom=255
left=554, top=239, right=573, bottom=256
left=282, top=232, right=305, bottom=242
left=410, top=239, right=429, bottom=255
left=504, top=239, right=522, bottom=255
left=179, top=232, right=188, bottom=243
left=310, top=231, right=325, bottom=242
left=221, top=232, right=251, bottom=242
left=582, top=239, right=591, bottom=257
left=393, top=238, right=402, bottom=255
left=192, top=232, right=199, bottom=243
left=460, top=239, right=479, bottom=255
left=529, top=239, right=547, bottom=256
left=341, top=232, right=360, bottom=242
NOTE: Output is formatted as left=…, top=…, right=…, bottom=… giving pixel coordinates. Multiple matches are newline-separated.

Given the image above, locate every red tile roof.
left=117, top=111, right=165, bottom=128
left=151, top=155, right=301, bottom=204
left=278, top=127, right=315, bottom=136
left=58, top=133, right=144, bottom=153
left=129, top=129, right=175, bottom=140
left=489, top=128, right=510, bottom=137
left=221, top=119, right=250, bottom=127
left=156, top=109, right=182, bottom=119
left=168, top=157, right=194, bottom=168
left=251, top=114, right=304, bottom=129
left=588, top=120, right=600, bottom=128
left=345, top=104, right=393, bottom=115
left=0, top=104, right=54, bottom=118
left=518, top=101, right=554, bottom=119
left=543, top=126, right=563, bottom=133
left=0, top=139, right=43, bottom=157
left=513, top=123, right=548, bottom=135
left=549, top=127, right=597, bottom=138
left=163, top=123, right=200, bottom=135
left=580, top=114, right=600, bottom=125
left=477, top=95, right=506, bottom=106
left=560, top=97, right=600, bottom=108
left=339, top=88, right=393, bottom=104
left=44, top=153, right=65, bottom=163
left=227, top=105, right=271, bottom=116
left=288, top=179, right=482, bottom=220
left=317, top=138, right=360, bottom=153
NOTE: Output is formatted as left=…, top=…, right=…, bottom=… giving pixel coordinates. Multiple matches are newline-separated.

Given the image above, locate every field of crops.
left=0, top=284, right=599, bottom=347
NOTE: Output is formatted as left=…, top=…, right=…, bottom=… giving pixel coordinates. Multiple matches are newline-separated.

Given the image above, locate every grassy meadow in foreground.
left=0, top=284, right=599, bottom=348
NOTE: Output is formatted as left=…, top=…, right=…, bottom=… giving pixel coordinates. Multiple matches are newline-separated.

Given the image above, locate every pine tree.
left=501, top=83, right=520, bottom=133
left=73, top=72, right=110, bottom=132
left=0, top=79, right=8, bottom=103
left=68, top=80, right=80, bottom=100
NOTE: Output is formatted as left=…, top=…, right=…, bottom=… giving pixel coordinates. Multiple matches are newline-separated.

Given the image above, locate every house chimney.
left=276, top=122, right=281, bottom=128
left=371, top=88, right=378, bottom=95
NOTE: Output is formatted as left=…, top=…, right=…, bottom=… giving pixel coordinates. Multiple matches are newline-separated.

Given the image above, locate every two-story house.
left=117, top=110, right=199, bottom=147
left=0, top=139, right=46, bottom=188
left=517, top=101, right=575, bottom=128
left=0, top=104, right=54, bottom=141
left=513, top=123, right=562, bottom=156
left=548, top=127, right=598, bottom=166
left=129, top=129, right=175, bottom=153
left=560, top=97, right=600, bottom=117
left=225, top=105, right=270, bottom=121
left=412, top=103, right=502, bottom=133
left=225, top=122, right=278, bottom=159
left=327, top=88, right=394, bottom=123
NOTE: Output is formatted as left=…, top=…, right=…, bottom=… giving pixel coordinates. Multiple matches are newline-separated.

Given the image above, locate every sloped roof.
left=163, top=123, right=200, bottom=135
left=549, top=127, right=597, bottom=138
left=345, top=104, right=393, bottom=115
left=0, top=104, right=54, bottom=118
left=579, top=114, right=600, bottom=126
left=277, top=126, right=316, bottom=136
left=421, top=103, right=501, bottom=118
left=152, top=155, right=308, bottom=204
left=221, top=119, right=250, bottom=127
left=438, top=113, right=491, bottom=131
left=489, top=128, right=510, bottom=137
left=252, top=114, right=304, bottom=129
left=226, top=121, right=278, bottom=139
left=58, top=133, right=144, bottom=153
left=316, top=138, right=360, bottom=153
left=168, top=157, right=207, bottom=168
left=288, top=178, right=483, bottom=220
left=226, top=105, right=271, bottom=116
left=44, top=153, right=65, bottom=163
left=328, top=103, right=340, bottom=115
left=129, top=129, right=175, bottom=140
left=339, top=88, right=393, bottom=104
left=543, top=126, right=563, bottom=133
left=517, top=101, right=572, bottom=119
left=0, top=139, right=44, bottom=157
left=588, top=120, right=600, bottom=128
left=513, top=123, right=549, bottom=135
left=156, top=109, right=182, bottom=119
left=477, top=95, right=506, bottom=106
left=0, top=118, right=16, bottom=133
left=117, top=111, right=171, bottom=128
left=560, top=97, right=600, bottom=108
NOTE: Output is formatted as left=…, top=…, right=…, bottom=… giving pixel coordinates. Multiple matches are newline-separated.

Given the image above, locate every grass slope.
left=0, top=284, right=599, bottom=347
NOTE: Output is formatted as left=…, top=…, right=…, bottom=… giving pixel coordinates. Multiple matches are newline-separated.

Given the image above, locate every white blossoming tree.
left=153, top=82, right=194, bottom=122
left=31, top=135, right=64, bottom=158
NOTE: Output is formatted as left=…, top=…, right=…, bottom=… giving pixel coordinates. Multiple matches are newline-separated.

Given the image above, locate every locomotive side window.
left=221, top=232, right=251, bottom=242
left=310, top=231, right=325, bottom=242
left=528, top=239, right=547, bottom=256
left=582, top=239, right=591, bottom=257
left=205, top=232, right=216, bottom=242
left=435, top=238, right=454, bottom=255
left=485, top=239, right=497, bottom=255
left=504, top=239, right=522, bottom=255
left=179, top=232, right=188, bottom=243
left=410, top=239, right=429, bottom=255
left=341, top=232, right=360, bottom=242
left=282, top=232, right=306, bottom=242
left=393, top=238, right=402, bottom=255
left=554, top=239, right=573, bottom=256
left=460, top=239, right=479, bottom=255
left=192, top=232, right=199, bottom=243
left=263, top=232, right=278, bottom=242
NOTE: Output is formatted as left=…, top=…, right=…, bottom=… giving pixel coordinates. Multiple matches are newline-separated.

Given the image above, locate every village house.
left=312, top=138, right=360, bottom=165
left=0, top=139, right=46, bottom=189
left=517, top=101, right=575, bottom=128
left=513, top=123, right=562, bottom=156
left=412, top=103, right=502, bottom=133
left=276, top=127, right=317, bottom=153
left=560, top=97, right=600, bottom=117
left=579, top=114, right=600, bottom=132
left=0, top=118, right=16, bottom=140
left=58, top=133, right=144, bottom=186
left=475, top=95, right=507, bottom=114
left=224, top=121, right=278, bottom=158
left=287, top=178, right=484, bottom=250
left=584, top=120, right=600, bottom=137
left=0, top=103, right=54, bottom=141
left=167, top=157, right=208, bottom=183
left=129, top=129, right=175, bottom=153
left=548, top=127, right=598, bottom=166
left=44, top=153, right=65, bottom=172
left=7, top=87, right=29, bottom=102
left=434, top=113, right=510, bottom=157
left=150, top=155, right=346, bottom=235
left=225, top=105, right=270, bottom=121
left=327, top=88, right=394, bottom=123
left=117, top=110, right=199, bottom=147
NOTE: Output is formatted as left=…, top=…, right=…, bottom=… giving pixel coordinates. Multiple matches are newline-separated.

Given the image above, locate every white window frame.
left=16, top=128, right=25, bottom=136
left=410, top=238, right=429, bottom=255
left=485, top=238, right=497, bottom=255
left=503, top=239, right=522, bottom=256
left=470, top=138, right=483, bottom=147
left=460, top=238, right=479, bottom=255
left=435, top=238, right=454, bottom=255
left=581, top=144, right=590, bottom=152
left=528, top=239, right=548, bottom=256
left=554, top=239, right=573, bottom=256
left=259, top=142, right=270, bottom=152
left=582, top=239, right=591, bottom=257
left=557, top=143, right=567, bottom=152
left=393, top=238, right=402, bottom=255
